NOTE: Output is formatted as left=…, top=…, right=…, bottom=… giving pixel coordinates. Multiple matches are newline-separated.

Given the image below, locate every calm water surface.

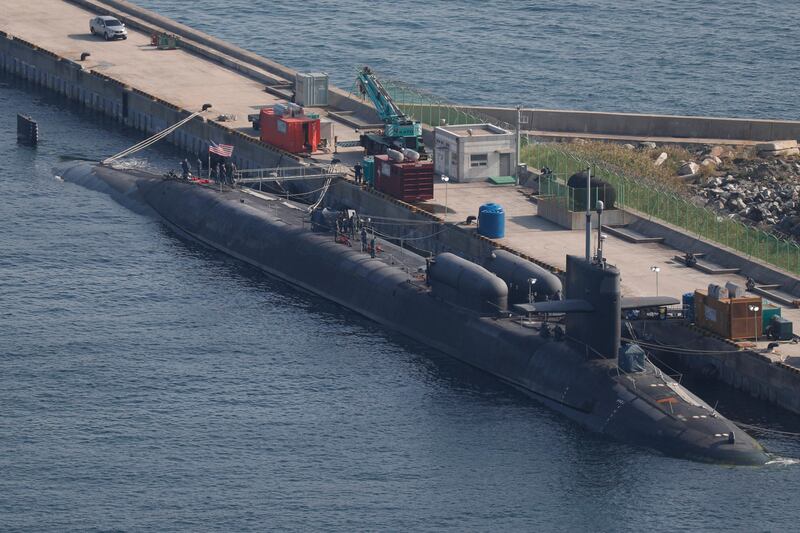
left=2, top=2, right=800, bottom=529
left=137, top=0, right=800, bottom=119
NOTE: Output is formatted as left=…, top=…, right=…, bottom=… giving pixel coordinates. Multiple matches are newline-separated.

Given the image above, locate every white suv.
left=89, top=16, right=128, bottom=41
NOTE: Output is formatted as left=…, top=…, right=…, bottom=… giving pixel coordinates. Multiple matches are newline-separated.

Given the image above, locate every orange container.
left=259, top=108, right=320, bottom=154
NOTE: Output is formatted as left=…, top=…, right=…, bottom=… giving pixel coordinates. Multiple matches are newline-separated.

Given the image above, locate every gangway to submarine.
left=234, top=164, right=347, bottom=186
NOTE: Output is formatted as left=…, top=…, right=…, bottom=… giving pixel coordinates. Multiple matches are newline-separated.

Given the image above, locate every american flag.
left=208, top=141, right=234, bottom=158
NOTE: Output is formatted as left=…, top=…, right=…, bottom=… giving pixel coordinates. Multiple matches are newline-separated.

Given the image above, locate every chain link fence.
left=526, top=143, right=800, bottom=275
left=377, top=76, right=800, bottom=275
left=381, top=79, right=517, bottom=131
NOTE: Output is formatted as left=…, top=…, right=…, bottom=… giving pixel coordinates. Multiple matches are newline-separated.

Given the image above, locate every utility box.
left=769, top=316, right=793, bottom=341
left=295, top=72, right=329, bottom=107
left=762, top=304, right=781, bottom=334
left=362, top=156, right=375, bottom=186
left=433, top=124, right=516, bottom=183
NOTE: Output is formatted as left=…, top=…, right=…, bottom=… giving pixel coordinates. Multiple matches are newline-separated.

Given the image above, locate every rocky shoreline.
left=684, top=140, right=800, bottom=239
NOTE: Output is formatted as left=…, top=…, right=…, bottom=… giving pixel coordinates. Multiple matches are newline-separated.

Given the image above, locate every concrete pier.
left=0, top=0, right=366, bottom=172
left=3, top=0, right=800, bottom=415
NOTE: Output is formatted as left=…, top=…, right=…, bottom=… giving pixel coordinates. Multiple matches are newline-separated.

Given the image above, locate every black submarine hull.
left=59, top=162, right=768, bottom=465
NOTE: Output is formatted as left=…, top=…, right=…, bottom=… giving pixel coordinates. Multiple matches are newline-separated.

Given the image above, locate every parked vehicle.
left=89, top=16, right=128, bottom=41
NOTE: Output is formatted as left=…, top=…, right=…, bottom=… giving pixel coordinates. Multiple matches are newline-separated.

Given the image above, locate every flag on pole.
left=209, top=141, right=234, bottom=158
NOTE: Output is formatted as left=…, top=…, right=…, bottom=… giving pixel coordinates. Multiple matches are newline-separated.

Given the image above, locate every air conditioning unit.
left=295, top=72, right=329, bottom=107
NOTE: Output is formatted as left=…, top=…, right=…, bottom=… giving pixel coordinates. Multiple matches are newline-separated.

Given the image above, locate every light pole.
left=748, top=304, right=761, bottom=341
left=650, top=266, right=660, bottom=296
left=515, top=104, right=521, bottom=186
left=527, top=277, right=538, bottom=303
left=441, top=175, right=449, bottom=222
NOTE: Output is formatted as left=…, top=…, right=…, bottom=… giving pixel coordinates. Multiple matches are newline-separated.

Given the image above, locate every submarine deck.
left=197, top=180, right=430, bottom=279
left=426, top=180, right=800, bottom=364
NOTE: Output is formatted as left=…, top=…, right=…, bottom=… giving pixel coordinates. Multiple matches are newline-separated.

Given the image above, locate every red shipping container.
left=259, top=108, right=320, bottom=154
left=374, top=154, right=434, bottom=202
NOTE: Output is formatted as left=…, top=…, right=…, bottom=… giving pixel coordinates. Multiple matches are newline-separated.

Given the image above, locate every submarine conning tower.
left=564, top=255, right=621, bottom=359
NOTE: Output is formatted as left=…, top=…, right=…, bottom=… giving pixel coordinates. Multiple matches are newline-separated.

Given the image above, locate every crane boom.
left=356, top=66, right=423, bottom=147
left=357, top=66, right=406, bottom=124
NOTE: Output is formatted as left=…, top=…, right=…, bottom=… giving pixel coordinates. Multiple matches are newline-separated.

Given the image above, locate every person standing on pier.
left=354, top=162, right=363, bottom=184
left=180, top=159, right=190, bottom=180
left=219, top=163, right=228, bottom=185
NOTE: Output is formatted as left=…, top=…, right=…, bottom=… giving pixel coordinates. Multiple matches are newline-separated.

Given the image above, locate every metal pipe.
left=585, top=167, right=591, bottom=260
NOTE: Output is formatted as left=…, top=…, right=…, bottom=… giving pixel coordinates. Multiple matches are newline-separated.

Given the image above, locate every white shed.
left=433, top=124, right=516, bottom=183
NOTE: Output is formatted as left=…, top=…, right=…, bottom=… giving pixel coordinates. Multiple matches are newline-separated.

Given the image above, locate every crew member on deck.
left=354, top=162, right=363, bottom=184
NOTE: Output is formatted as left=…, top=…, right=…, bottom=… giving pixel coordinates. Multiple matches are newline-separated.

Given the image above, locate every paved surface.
left=427, top=181, right=800, bottom=361
left=0, top=0, right=364, bottom=167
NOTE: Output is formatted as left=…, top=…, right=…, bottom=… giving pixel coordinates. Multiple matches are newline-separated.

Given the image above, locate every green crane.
left=356, top=66, right=427, bottom=159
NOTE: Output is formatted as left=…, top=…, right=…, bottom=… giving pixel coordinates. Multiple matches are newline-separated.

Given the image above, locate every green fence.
left=376, top=74, right=800, bottom=275
left=527, top=143, right=800, bottom=275
left=382, top=79, right=515, bottom=130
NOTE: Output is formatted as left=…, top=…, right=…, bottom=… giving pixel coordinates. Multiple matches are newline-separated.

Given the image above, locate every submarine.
left=58, top=161, right=769, bottom=465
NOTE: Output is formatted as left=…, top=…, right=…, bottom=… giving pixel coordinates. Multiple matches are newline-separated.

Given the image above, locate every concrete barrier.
left=464, top=106, right=800, bottom=142
left=57, top=0, right=800, bottom=145
left=537, top=197, right=628, bottom=230
left=67, top=0, right=296, bottom=83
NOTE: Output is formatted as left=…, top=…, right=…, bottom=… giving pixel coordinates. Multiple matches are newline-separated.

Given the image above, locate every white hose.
left=103, top=108, right=206, bottom=164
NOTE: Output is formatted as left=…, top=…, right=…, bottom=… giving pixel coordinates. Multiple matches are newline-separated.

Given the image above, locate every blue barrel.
left=478, top=203, right=505, bottom=238
left=682, top=292, right=695, bottom=322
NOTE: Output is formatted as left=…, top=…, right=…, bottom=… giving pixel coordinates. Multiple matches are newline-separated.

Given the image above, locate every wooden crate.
left=694, top=290, right=762, bottom=340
